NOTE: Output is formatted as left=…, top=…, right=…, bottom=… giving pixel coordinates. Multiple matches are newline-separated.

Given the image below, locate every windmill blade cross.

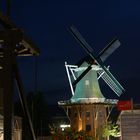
left=69, top=25, right=125, bottom=96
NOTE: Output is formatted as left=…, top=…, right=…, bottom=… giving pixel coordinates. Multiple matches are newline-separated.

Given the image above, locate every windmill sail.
left=72, top=65, right=92, bottom=86
left=69, top=25, right=93, bottom=54
left=97, top=69, right=124, bottom=96
left=98, top=38, right=121, bottom=62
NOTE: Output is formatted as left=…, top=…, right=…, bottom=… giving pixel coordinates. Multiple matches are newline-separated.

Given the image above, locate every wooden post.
left=0, top=29, right=22, bottom=140
left=3, top=40, right=15, bottom=140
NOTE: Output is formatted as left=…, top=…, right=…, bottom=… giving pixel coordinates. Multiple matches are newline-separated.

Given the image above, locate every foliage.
left=102, top=122, right=121, bottom=138
left=14, top=91, right=50, bottom=136
left=52, top=128, right=95, bottom=140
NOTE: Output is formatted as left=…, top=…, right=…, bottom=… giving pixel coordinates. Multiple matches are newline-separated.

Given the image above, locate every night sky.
left=1, top=0, right=140, bottom=104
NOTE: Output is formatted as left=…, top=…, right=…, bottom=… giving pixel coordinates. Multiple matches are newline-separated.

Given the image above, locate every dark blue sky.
left=1, top=0, right=140, bottom=104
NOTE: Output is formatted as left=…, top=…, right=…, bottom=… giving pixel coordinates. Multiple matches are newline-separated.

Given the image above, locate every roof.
left=71, top=62, right=105, bottom=100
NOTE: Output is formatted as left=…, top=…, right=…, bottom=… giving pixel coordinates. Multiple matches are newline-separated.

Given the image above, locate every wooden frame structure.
left=0, top=12, right=39, bottom=140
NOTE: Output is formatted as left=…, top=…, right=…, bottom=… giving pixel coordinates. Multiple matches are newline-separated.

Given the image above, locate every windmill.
left=58, top=26, right=125, bottom=139
left=0, top=3, right=39, bottom=140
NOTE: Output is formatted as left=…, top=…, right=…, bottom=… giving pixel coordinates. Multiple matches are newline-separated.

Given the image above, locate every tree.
left=102, top=122, right=121, bottom=138
left=26, top=91, right=50, bottom=136
left=53, top=128, right=95, bottom=140
left=14, top=91, right=50, bottom=138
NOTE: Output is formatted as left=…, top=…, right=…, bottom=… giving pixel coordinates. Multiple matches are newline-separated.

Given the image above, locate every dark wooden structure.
left=0, top=12, right=39, bottom=140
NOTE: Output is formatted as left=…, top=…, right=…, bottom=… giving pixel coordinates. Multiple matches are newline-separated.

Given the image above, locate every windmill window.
left=86, top=124, right=91, bottom=131
left=85, top=80, right=89, bottom=85
left=86, top=111, right=90, bottom=117
left=74, top=112, right=77, bottom=117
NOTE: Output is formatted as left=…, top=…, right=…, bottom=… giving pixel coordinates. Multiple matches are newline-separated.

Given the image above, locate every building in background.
left=0, top=115, right=22, bottom=140
left=119, top=104, right=140, bottom=140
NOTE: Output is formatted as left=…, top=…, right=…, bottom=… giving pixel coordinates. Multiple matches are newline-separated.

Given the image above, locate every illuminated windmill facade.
left=58, top=26, right=125, bottom=139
